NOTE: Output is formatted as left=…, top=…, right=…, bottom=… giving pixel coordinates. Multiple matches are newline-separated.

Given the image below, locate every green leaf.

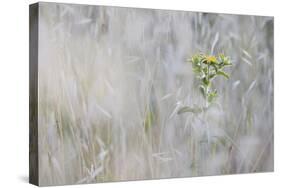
left=207, top=90, right=218, bottom=103
left=217, top=70, right=229, bottom=79
left=211, top=64, right=218, bottom=72
left=220, top=62, right=232, bottom=67
left=224, top=62, right=232, bottom=66
left=209, top=73, right=216, bottom=80
left=199, top=85, right=206, bottom=97
left=177, top=106, right=203, bottom=114
left=202, top=67, right=208, bottom=74
left=202, top=77, right=210, bottom=86
left=192, top=67, right=201, bottom=74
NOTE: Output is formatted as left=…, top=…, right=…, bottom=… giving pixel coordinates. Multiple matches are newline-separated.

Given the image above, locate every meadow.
left=37, top=3, right=273, bottom=186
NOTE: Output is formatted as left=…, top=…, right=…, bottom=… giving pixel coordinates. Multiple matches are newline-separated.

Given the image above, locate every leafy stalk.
left=178, top=53, right=232, bottom=115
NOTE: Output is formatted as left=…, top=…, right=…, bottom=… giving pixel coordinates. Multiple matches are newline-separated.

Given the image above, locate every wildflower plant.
left=178, top=53, right=232, bottom=114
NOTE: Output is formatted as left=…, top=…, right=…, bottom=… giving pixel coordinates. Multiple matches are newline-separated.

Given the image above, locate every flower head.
left=206, top=55, right=217, bottom=64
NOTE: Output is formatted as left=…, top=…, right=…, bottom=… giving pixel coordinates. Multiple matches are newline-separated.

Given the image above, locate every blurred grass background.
left=37, top=2, right=273, bottom=186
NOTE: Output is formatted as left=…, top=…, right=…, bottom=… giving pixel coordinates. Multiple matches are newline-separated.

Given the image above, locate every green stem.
left=206, top=64, right=210, bottom=108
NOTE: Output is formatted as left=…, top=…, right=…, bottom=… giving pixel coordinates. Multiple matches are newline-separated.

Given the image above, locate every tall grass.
left=37, top=3, right=273, bottom=186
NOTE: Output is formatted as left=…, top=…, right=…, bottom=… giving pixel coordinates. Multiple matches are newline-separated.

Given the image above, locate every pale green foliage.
left=191, top=53, right=232, bottom=104
left=178, top=53, right=232, bottom=115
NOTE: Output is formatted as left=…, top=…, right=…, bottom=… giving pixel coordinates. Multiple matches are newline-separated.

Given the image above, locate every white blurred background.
left=37, top=3, right=273, bottom=185
left=0, top=0, right=280, bottom=188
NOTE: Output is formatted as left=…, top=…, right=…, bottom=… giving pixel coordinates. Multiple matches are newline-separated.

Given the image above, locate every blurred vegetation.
left=38, top=3, right=273, bottom=186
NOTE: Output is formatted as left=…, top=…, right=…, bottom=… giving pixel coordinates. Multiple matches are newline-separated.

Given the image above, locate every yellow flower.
left=206, top=56, right=217, bottom=63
